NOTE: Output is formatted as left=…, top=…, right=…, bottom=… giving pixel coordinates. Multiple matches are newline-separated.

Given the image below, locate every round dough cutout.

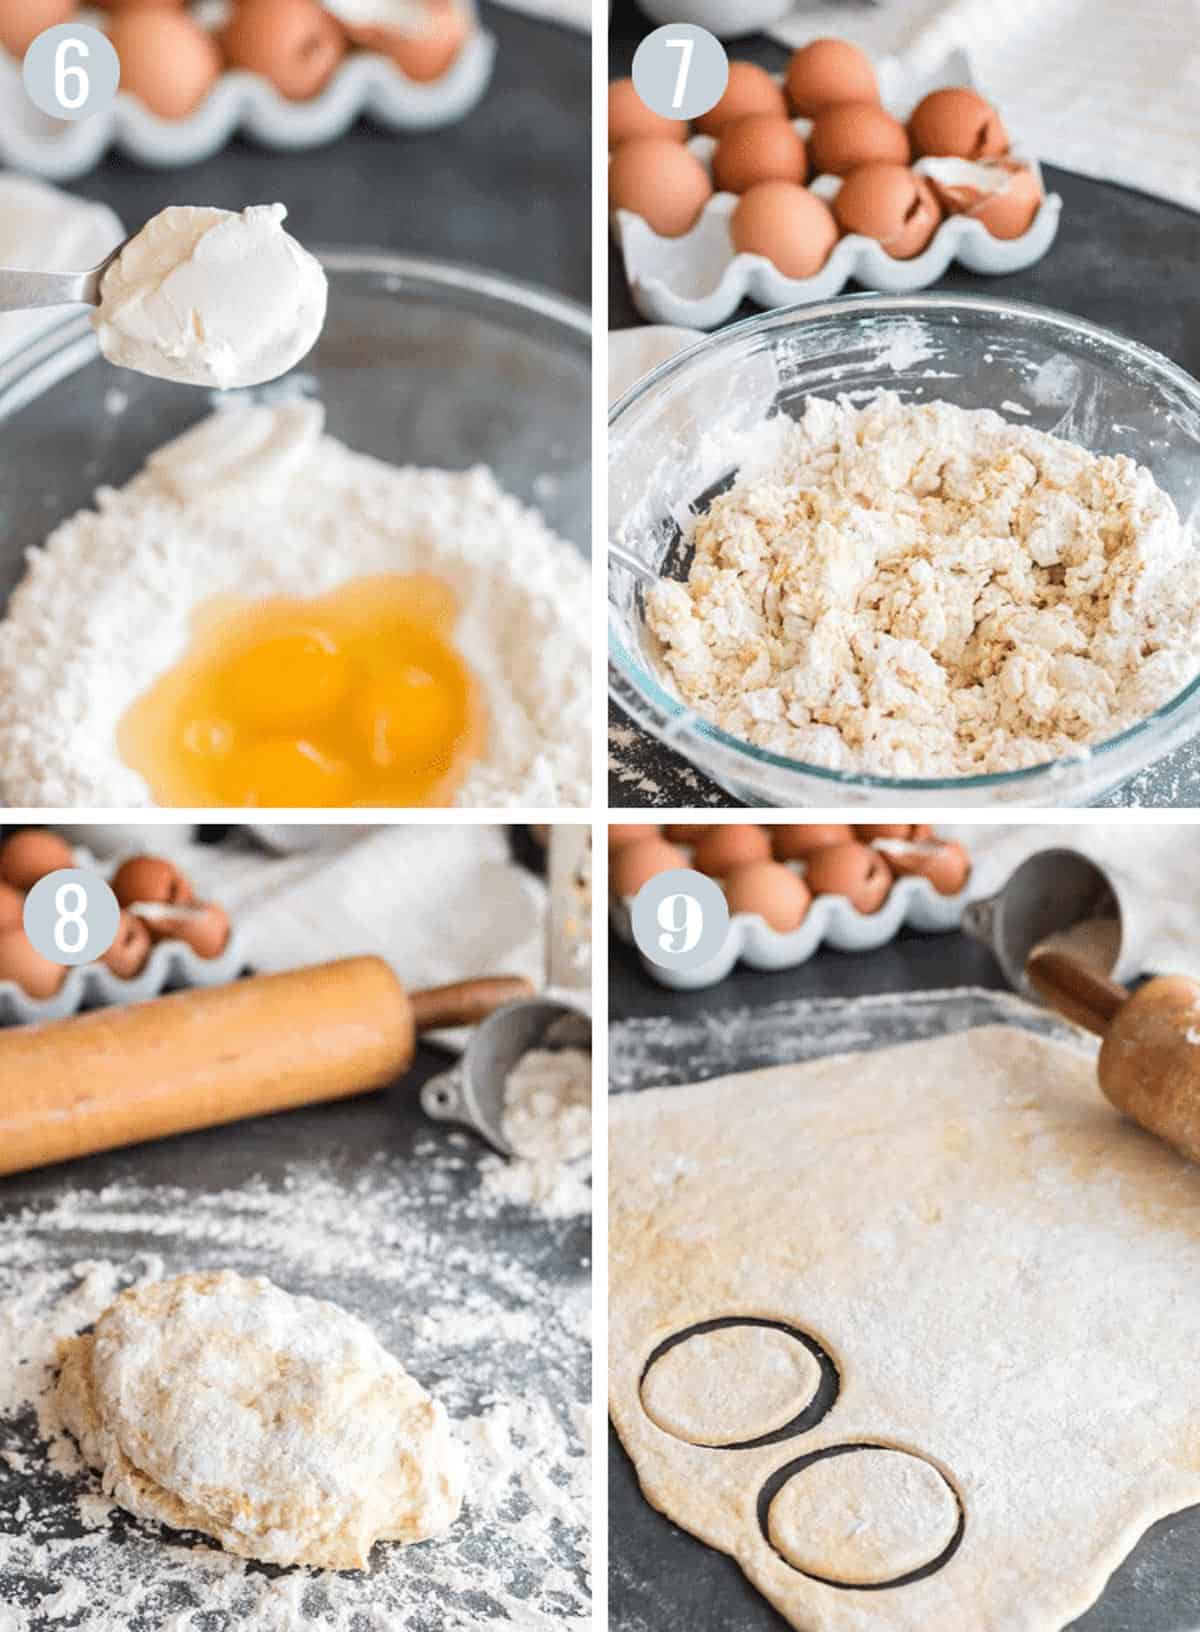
left=767, top=1447, right=959, bottom=1586
left=641, top=1323, right=820, bottom=1446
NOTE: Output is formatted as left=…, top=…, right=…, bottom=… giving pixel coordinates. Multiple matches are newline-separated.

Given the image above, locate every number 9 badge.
left=630, top=867, right=730, bottom=975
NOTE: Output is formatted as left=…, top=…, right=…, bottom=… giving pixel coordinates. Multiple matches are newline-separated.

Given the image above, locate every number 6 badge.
left=22, top=23, right=121, bottom=123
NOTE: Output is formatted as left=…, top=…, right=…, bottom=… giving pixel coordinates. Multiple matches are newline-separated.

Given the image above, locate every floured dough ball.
left=56, top=1270, right=464, bottom=1570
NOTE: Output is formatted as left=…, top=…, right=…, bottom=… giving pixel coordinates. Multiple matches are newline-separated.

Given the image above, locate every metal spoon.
left=0, top=235, right=130, bottom=314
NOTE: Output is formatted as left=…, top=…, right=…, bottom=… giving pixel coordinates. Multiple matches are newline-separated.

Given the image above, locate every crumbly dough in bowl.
left=646, top=394, right=1200, bottom=780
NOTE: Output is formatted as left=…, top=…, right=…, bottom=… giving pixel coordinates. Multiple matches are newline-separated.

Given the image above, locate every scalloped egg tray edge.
left=612, top=48, right=1061, bottom=330
left=0, top=926, right=248, bottom=1025
left=0, top=26, right=495, bottom=180
left=611, top=874, right=968, bottom=991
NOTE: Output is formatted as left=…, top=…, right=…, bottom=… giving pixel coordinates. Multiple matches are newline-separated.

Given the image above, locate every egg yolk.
left=117, top=574, right=483, bottom=807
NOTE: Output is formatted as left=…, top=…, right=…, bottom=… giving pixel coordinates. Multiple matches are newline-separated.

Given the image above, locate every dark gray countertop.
left=608, top=924, right=1200, bottom=1631
left=607, top=1, right=1200, bottom=809
left=72, top=2, right=590, bottom=303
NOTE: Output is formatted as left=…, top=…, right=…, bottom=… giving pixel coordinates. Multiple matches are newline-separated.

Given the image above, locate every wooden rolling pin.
left=1027, top=947, right=1200, bottom=1165
left=0, top=957, right=533, bottom=1177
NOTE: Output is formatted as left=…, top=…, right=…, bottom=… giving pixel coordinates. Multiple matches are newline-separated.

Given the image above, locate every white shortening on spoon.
left=0, top=203, right=327, bottom=390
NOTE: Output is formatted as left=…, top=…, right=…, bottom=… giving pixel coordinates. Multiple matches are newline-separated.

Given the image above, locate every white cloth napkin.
left=769, top=0, right=1200, bottom=213
left=950, top=824, right=1200, bottom=981
left=609, top=325, right=702, bottom=398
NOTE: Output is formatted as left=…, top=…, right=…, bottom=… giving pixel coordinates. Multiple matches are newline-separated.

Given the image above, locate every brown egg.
left=731, top=182, right=839, bottom=279
left=804, top=841, right=892, bottom=914
left=109, top=12, right=221, bottom=117
left=349, top=0, right=469, bottom=84
left=610, top=838, right=688, bottom=898
left=785, top=38, right=878, bottom=118
left=691, top=825, right=771, bottom=877
left=854, top=823, right=933, bottom=842
left=771, top=823, right=853, bottom=860
left=100, top=911, right=153, bottom=979
left=609, top=823, right=660, bottom=851
left=713, top=116, right=807, bottom=195
left=663, top=824, right=714, bottom=845
left=695, top=60, right=787, bottom=137
left=222, top=0, right=346, bottom=100
left=147, top=902, right=232, bottom=959
left=0, top=929, right=66, bottom=1000
left=112, top=855, right=196, bottom=910
left=0, top=830, right=74, bottom=892
left=908, top=87, right=1008, bottom=160
left=882, top=839, right=970, bottom=895
left=926, top=157, right=1042, bottom=240
left=0, top=0, right=75, bottom=57
left=609, top=138, right=713, bottom=237
left=609, top=77, right=688, bottom=148
left=0, top=881, right=23, bottom=934
left=723, top=861, right=811, bottom=933
left=833, top=163, right=942, bottom=258
left=808, top=101, right=910, bottom=176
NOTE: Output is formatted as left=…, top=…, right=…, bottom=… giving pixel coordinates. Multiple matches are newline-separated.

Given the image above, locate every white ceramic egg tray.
left=612, top=48, right=1062, bottom=330
left=611, top=873, right=967, bottom=991
left=0, top=844, right=247, bottom=1024
left=0, top=20, right=494, bottom=180
left=0, top=927, right=248, bottom=1025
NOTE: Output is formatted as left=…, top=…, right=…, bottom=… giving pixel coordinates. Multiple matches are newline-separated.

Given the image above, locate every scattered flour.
left=481, top=1047, right=592, bottom=1220
left=646, top=393, right=1200, bottom=778
left=0, top=1146, right=589, bottom=1630
left=0, top=402, right=591, bottom=807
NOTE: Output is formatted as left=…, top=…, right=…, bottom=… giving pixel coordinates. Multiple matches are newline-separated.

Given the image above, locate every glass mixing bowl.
left=609, top=293, right=1200, bottom=808
left=0, top=252, right=591, bottom=624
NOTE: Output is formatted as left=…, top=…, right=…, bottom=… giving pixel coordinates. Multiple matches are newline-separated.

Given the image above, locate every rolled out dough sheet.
left=609, top=1025, right=1200, bottom=1631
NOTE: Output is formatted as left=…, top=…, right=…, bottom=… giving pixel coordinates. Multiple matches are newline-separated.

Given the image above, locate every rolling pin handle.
left=409, top=976, right=535, bottom=1034
left=1025, top=948, right=1127, bottom=1039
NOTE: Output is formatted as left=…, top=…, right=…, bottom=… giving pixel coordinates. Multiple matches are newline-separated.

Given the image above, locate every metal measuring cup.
left=419, top=827, right=592, bottom=1155
left=962, top=846, right=1144, bottom=999
left=420, top=998, right=591, bottom=1155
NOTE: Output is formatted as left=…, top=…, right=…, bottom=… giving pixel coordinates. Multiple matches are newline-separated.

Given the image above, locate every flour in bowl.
left=0, top=401, right=591, bottom=806
left=646, top=394, right=1200, bottom=778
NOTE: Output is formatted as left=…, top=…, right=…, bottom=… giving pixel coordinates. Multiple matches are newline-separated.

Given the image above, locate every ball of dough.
left=56, top=1270, right=464, bottom=1570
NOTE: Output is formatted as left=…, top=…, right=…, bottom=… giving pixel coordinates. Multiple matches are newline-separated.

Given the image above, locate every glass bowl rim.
left=608, top=289, right=1200, bottom=794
